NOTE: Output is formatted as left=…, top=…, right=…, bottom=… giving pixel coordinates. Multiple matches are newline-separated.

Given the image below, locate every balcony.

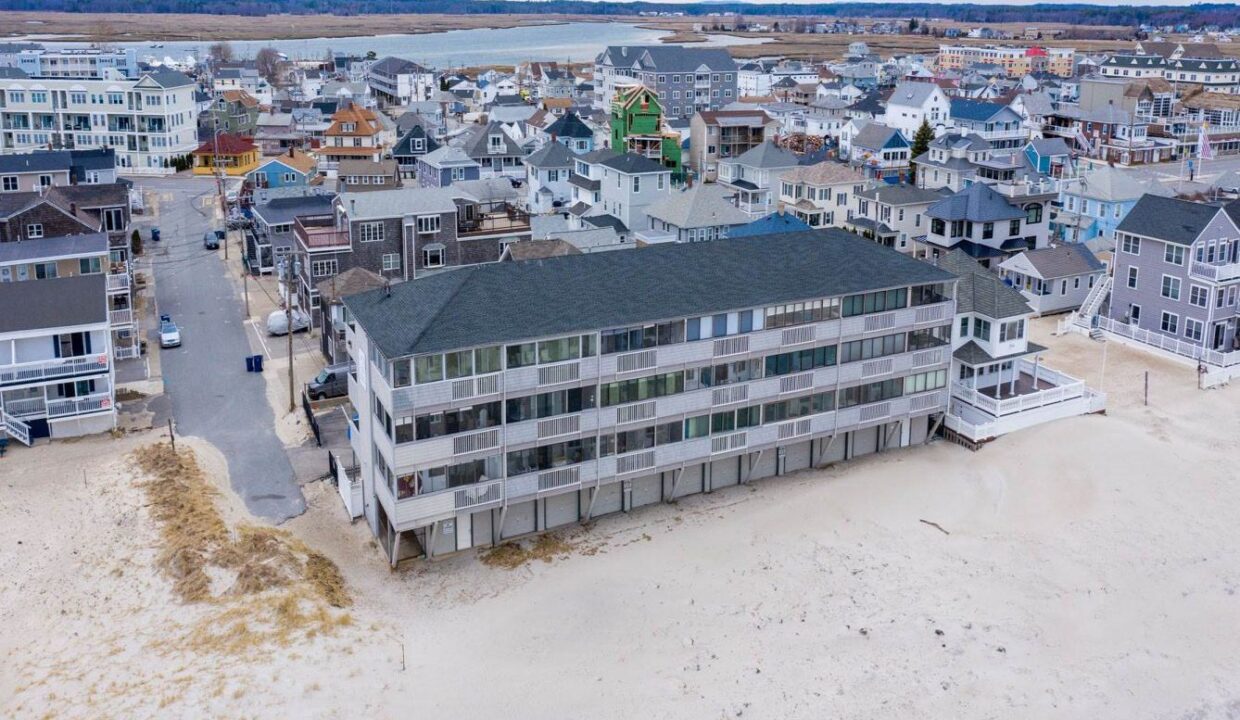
left=47, top=392, right=113, bottom=418
left=1189, top=261, right=1240, bottom=283
left=947, top=360, right=1103, bottom=442
left=109, top=308, right=134, bottom=327
left=294, top=215, right=350, bottom=250
left=0, top=354, right=109, bottom=387
left=456, top=204, right=530, bottom=238
left=378, top=476, right=505, bottom=531
left=106, top=271, right=130, bottom=293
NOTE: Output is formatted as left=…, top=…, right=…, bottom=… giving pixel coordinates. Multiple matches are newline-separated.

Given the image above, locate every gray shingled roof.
left=0, top=151, right=72, bottom=174
left=729, top=142, right=801, bottom=170
left=931, top=249, right=1030, bottom=319
left=0, top=232, right=108, bottom=263
left=599, top=152, right=667, bottom=175
left=524, top=141, right=575, bottom=168
left=345, top=229, right=955, bottom=358
left=253, top=194, right=335, bottom=227
left=600, top=45, right=736, bottom=74
left=0, top=274, right=106, bottom=334
left=856, top=184, right=947, bottom=205
left=1116, top=194, right=1224, bottom=246
left=927, top=183, right=1025, bottom=223
left=1018, top=244, right=1105, bottom=279
left=953, top=340, right=1046, bottom=365
left=887, top=81, right=940, bottom=108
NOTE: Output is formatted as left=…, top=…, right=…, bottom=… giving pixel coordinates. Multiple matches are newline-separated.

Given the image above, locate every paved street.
left=135, top=174, right=306, bottom=522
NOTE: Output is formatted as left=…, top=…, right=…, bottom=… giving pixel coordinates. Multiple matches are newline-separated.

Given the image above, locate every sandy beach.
left=2, top=318, right=1238, bottom=719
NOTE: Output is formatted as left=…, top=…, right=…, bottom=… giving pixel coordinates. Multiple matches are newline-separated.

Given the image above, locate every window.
left=657, top=174, right=665, bottom=190
left=506, top=343, right=537, bottom=368
left=982, top=222, right=994, bottom=240
left=1164, top=244, right=1185, bottom=265
left=1129, top=304, right=1141, bottom=323
left=507, top=386, right=597, bottom=423
left=1183, top=317, right=1203, bottom=342
left=998, top=319, right=1025, bottom=342
left=599, top=371, right=685, bottom=407
left=972, top=318, right=992, bottom=341
left=359, top=222, right=384, bottom=242
left=311, top=259, right=337, bottom=277
left=422, top=245, right=444, bottom=268
left=1160, top=311, right=1178, bottom=334
left=930, top=218, right=945, bottom=236
left=840, top=333, right=906, bottom=364
left=1160, top=275, right=1181, bottom=301
left=838, top=378, right=904, bottom=409
left=1009, top=219, right=1021, bottom=236
left=1126, top=266, right=1139, bottom=289
left=415, top=215, right=440, bottom=234
left=102, top=208, right=125, bottom=232
left=600, top=320, right=685, bottom=354
left=632, top=176, right=640, bottom=193
left=414, top=401, right=502, bottom=441
left=1121, top=235, right=1141, bottom=255
left=959, top=317, right=969, bottom=337
left=538, top=336, right=580, bottom=364
left=0, top=176, right=16, bottom=192
left=382, top=253, right=400, bottom=272
left=25, top=223, right=43, bottom=239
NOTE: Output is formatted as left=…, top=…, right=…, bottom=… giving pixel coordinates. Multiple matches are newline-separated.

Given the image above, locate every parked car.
left=307, top=363, right=351, bottom=400
left=266, top=309, right=310, bottom=336
left=203, top=230, right=220, bottom=250
left=159, top=314, right=181, bottom=348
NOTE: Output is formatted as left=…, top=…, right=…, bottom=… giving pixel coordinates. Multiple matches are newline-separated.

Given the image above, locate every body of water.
left=16, top=22, right=765, bottom=68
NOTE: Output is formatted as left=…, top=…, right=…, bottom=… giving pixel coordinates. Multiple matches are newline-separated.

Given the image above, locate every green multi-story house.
left=609, top=84, right=682, bottom=179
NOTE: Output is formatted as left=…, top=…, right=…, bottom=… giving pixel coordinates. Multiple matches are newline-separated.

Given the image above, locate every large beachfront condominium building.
left=0, top=44, right=139, bottom=79
left=594, top=46, right=738, bottom=121
left=0, top=68, right=199, bottom=174
left=341, top=231, right=958, bottom=564
left=937, top=45, right=1075, bottom=78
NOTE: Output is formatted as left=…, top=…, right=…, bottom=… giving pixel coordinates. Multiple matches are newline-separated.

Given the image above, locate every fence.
left=302, top=389, right=321, bottom=447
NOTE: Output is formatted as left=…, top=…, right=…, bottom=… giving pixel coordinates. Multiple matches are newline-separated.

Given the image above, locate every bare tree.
left=255, top=47, right=284, bottom=87
left=208, top=42, right=235, bottom=65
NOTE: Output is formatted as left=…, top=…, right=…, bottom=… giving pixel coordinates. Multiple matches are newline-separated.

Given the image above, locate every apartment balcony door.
left=1212, top=321, right=1229, bottom=351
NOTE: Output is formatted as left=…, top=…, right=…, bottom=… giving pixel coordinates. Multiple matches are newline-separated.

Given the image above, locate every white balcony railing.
left=951, top=362, right=1085, bottom=418
left=106, top=272, right=130, bottom=292
left=0, top=354, right=109, bottom=386
left=1097, top=316, right=1240, bottom=368
left=1189, top=261, right=1240, bottom=283
left=46, top=392, right=113, bottom=418
left=109, top=308, right=134, bottom=326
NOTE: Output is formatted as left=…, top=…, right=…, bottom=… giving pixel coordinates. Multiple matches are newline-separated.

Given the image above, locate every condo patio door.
left=1212, top=322, right=1227, bottom=351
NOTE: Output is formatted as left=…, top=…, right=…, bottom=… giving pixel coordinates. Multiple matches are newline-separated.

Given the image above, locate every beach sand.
left=2, top=318, right=1238, bottom=719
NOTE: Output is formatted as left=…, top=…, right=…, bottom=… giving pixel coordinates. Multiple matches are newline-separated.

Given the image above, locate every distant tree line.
left=1, top=0, right=1237, bottom=29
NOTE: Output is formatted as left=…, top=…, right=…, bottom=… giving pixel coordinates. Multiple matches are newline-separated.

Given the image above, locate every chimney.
left=70, top=202, right=77, bottom=216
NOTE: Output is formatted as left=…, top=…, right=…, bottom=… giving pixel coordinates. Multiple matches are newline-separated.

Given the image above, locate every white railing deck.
left=106, top=273, right=130, bottom=292
left=109, top=308, right=134, bottom=326
left=0, top=354, right=109, bottom=386
left=1189, top=261, right=1240, bottom=283
left=46, top=392, right=113, bottom=418
left=1097, top=316, right=1240, bottom=368
left=951, top=360, right=1086, bottom=418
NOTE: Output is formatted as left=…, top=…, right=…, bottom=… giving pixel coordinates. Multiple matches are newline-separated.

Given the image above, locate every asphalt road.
left=140, top=175, right=306, bottom=522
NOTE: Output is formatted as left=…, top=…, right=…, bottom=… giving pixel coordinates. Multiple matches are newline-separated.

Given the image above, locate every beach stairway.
left=1071, top=275, right=1112, bottom=333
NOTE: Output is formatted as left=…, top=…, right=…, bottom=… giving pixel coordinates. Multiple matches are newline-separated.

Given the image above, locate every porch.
left=947, top=358, right=1105, bottom=442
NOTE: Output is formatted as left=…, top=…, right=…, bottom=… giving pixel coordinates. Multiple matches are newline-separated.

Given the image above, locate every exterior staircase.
left=2, top=411, right=32, bottom=446
left=1070, top=274, right=1112, bottom=333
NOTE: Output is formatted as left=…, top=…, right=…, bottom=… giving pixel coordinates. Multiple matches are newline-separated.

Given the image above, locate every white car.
left=266, top=309, right=311, bottom=336
left=159, top=315, right=181, bottom=348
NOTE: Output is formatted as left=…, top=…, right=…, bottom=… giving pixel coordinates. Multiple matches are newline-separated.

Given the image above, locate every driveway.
left=139, top=175, right=306, bottom=522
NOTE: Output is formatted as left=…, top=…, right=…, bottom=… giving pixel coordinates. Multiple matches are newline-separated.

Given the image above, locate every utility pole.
left=287, top=250, right=299, bottom=413
left=211, top=95, right=229, bottom=261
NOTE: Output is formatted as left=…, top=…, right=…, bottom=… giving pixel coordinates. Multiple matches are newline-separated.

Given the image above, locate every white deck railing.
left=1097, top=316, right=1240, bottom=368
left=952, top=360, right=1086, bottom=417
left=0, top=354, right=109, bottom=386
left=46, top=392, right=113, bottom=418
left=109, top=308, right=134, bottom=326
left=106, top=273, right=130, bottom=292
left=1189, top=261, right=1240, bottom=283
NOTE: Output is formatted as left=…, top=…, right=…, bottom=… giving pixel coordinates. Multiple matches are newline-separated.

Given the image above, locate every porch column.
left=1008, top=361, right=1017, bottom=396
left=1032, top=355, right=1041, bottom=388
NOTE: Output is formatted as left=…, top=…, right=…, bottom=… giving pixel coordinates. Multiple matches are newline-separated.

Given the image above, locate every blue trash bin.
left=253, top=354, right=263, bottom=372
left=245, top=356, right=255, bottom=372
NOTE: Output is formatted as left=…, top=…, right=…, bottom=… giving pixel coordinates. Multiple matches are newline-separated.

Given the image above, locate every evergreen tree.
left=909, top=119, right=935, bottom=184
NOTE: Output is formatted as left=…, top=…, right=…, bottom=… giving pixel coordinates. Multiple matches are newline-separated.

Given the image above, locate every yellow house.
left=192, top=134, right=261, bottom=177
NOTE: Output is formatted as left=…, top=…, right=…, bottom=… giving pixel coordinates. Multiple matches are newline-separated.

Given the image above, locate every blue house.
left=1053, top=165, right=1173, bottom=243
left=1022, top=138, right=1071, bottom=176
left=246, top=149, right=318, bottom=190
left=416, top=146, right=481, bottom=188
left=728, top=211, right=812, bottom=238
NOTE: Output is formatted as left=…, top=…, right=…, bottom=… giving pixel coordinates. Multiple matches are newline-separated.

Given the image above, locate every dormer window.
left=342, top=122, right=356, bottom=133
left=489, top=134, right=503, bottom=153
